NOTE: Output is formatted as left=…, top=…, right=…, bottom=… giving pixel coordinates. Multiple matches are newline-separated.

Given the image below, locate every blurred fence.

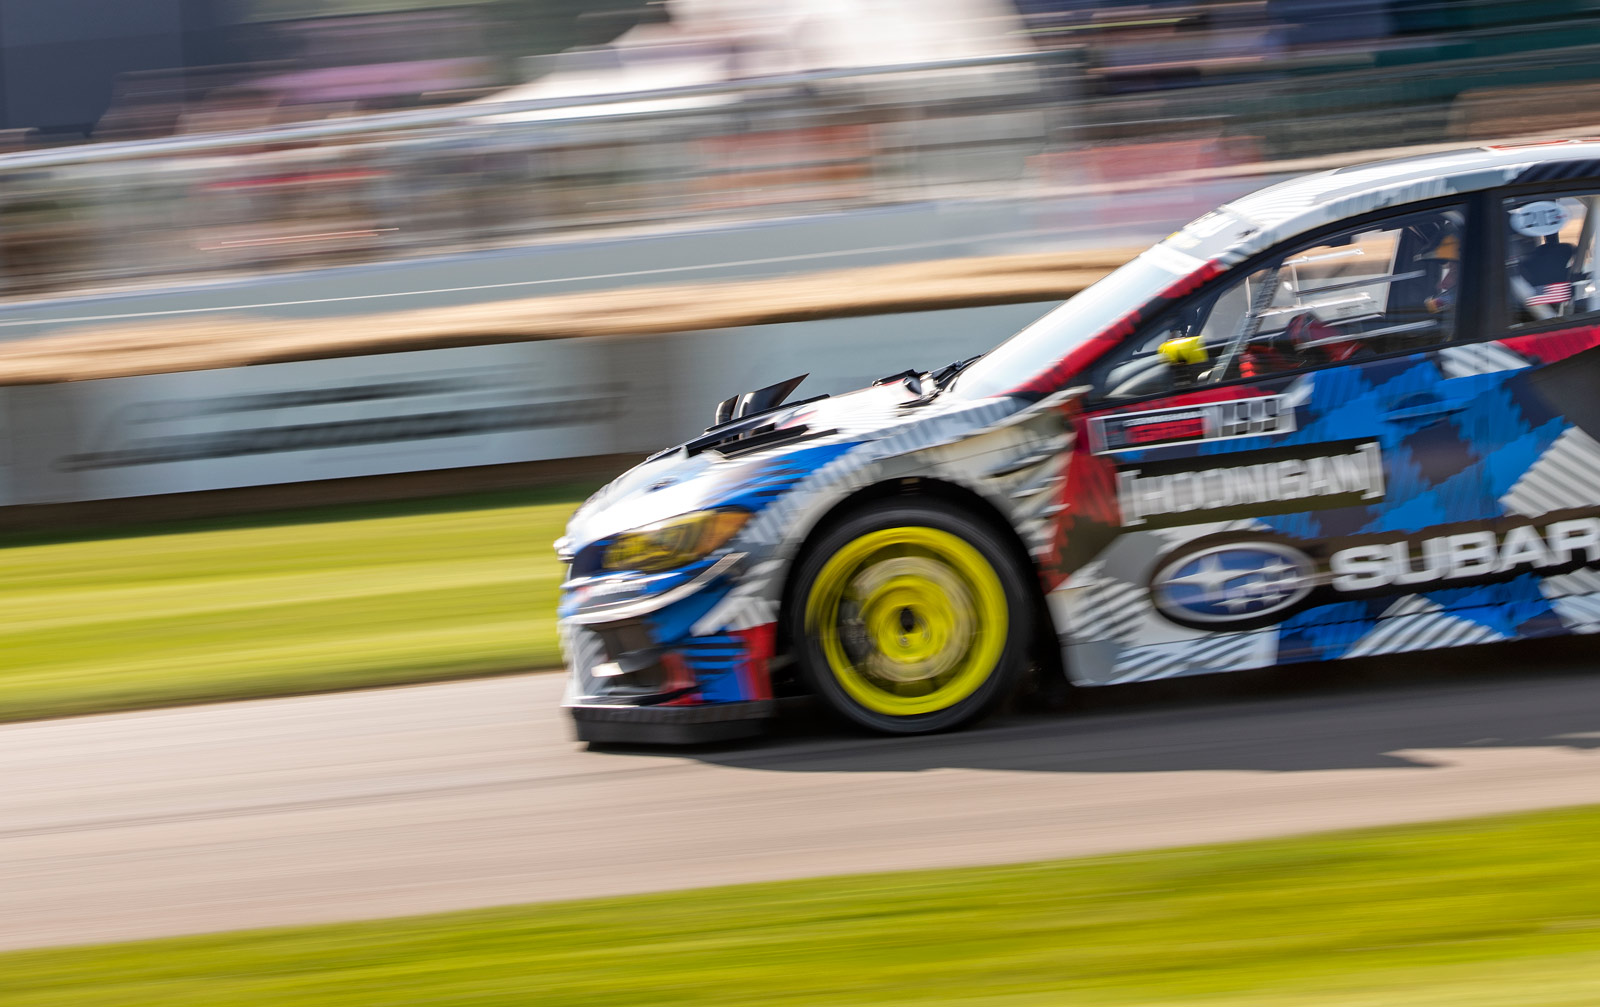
left=0, top=54, right=1056, bottom=299
left=6, top=43, right=1600, bottom=299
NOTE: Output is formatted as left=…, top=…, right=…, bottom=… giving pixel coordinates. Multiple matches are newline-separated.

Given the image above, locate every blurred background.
left=0, top=0, right=1597, bottom=302
left=8, top=3, right=1600, bottom=985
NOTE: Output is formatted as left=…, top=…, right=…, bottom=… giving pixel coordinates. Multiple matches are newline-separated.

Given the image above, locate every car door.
left=1051, top=201, right=1495, bottom=686
left=1472, top=183, right=1600, bottom=641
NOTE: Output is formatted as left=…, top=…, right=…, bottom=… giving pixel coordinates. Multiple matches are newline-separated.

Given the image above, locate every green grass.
left=0, top=487, right=589, bottom=722
left=6, top=804, right=1600, bottom=1005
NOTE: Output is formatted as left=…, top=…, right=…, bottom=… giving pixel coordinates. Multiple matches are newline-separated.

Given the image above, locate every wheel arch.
left=774, top=475, right=1063, bottom=684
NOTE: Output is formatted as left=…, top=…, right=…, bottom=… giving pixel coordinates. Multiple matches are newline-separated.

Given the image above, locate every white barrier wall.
left=0, top=301, right=1056, bottom=507
left=0, top=387, right=12, bottom=507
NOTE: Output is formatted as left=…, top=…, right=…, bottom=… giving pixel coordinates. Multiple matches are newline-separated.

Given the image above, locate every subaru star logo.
left=1151, top=542, right=1315, bottom=627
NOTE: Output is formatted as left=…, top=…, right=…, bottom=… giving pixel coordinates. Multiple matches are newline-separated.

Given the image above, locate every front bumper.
left=569, top=700, right=776, bottom=744
left=559, top=551, right=779, bottom=745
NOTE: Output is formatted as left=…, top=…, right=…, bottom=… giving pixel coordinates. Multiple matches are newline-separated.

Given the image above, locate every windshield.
left=951, top=249, right=1203, bottom=400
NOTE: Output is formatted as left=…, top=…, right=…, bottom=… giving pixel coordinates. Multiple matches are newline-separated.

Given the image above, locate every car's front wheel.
left=791, top=500, right=1032, bottom=735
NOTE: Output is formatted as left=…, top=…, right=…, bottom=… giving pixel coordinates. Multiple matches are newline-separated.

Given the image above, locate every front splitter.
left=568, top=699, right=776, bottom=745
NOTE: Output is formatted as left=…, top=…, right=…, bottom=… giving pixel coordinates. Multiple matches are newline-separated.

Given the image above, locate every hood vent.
left=712, top=374, right=811, bottom=427
left=683, top=419, right=836, bottom=459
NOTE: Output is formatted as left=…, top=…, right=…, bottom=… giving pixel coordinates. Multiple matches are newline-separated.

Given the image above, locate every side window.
left=1096, top=206, right=1465, bottom=402
left=1505, top=193, right=1598, bottom=327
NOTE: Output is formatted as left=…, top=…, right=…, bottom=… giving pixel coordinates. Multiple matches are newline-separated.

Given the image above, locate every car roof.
left=1203, top=139, right=1600, bottom=267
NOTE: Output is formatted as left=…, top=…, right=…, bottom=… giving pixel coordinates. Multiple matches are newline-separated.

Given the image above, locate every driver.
left=1422, top=231, right=1460, bottom=316
left=1238, top=311, right=1357, bottom=379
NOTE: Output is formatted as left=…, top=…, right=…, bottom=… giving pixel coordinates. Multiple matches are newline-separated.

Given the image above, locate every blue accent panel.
left=1276, top=601, right=1375, bottom=663
left=1367, top=467, right=1452, bottom=533
left=1451, top=378, right=1519, bottom=447
left=697, top=677, right=748, bottom=703
left=712, top=439, right=863, bottom=512
left=623, top=578, right=762, bottom=703
left=1423, top=582, right=1502, bottom=613
left=1422, top=574, right=1556, bottom=638
left=1301, top=359, right=1433, bottom=442
left=681, top=633, right=752, bottom=702
left=1408, top=464, right=1492, bottom=526
left=1485, top=418, right=1567, bottom=503
left=1504, top=360, right=1565, bottom=431
left=1262, top=511, right=1321, bottom=541
left=1355, top=354, right=1430, bottom=391
left=646, top=584, right=729, bottom=643
left=1517, top=605, right=1571, bottom=639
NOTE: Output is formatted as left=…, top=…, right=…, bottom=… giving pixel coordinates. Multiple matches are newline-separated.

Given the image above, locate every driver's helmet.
left=1424, top=232, right=1460, bottom=263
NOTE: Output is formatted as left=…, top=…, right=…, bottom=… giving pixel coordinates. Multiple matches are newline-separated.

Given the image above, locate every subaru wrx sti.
left=559, top=140, right=1600, bottom=742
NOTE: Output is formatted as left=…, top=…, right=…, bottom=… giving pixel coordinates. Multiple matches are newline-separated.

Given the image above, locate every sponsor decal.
left=1329, top=516, right=1600, bottom=592
left=1117, top=440, right=1384, bottom=528
left=1089, top=395, right=1294, bottom=454
left=1148, top=511, right=1600, bottom=627
left=1151, top=542, right=1315, bottom=627
left=59, top=377, right=627, bottom=470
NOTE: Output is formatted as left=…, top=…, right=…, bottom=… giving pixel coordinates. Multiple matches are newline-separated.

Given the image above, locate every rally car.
left=558, top=139, right=1600, bottom=743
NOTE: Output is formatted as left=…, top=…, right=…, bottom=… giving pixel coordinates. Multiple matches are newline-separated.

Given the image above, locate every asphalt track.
left=2, top=650, right=1599, bottom=952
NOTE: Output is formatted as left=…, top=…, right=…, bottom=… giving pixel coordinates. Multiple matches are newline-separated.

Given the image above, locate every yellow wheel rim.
left=805, top=526, right=1007, bottom=717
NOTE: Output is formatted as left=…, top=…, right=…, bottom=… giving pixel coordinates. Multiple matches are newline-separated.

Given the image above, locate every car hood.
left=560, top=379, right=980, bottom=553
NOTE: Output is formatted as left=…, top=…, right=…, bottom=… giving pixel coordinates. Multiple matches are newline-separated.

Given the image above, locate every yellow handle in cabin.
left=1158, top=335, right=1209, bottom=365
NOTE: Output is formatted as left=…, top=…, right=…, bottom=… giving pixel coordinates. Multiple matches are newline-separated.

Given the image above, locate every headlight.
left=602, top=509, right=750, bottom=572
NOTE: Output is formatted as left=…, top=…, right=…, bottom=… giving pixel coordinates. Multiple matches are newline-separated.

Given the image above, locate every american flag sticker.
left=1527, top=282, right=1574, bottom=306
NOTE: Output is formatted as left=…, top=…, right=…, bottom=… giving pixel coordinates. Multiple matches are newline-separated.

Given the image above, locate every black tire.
left=788, top=499, right=1033, bottom=735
